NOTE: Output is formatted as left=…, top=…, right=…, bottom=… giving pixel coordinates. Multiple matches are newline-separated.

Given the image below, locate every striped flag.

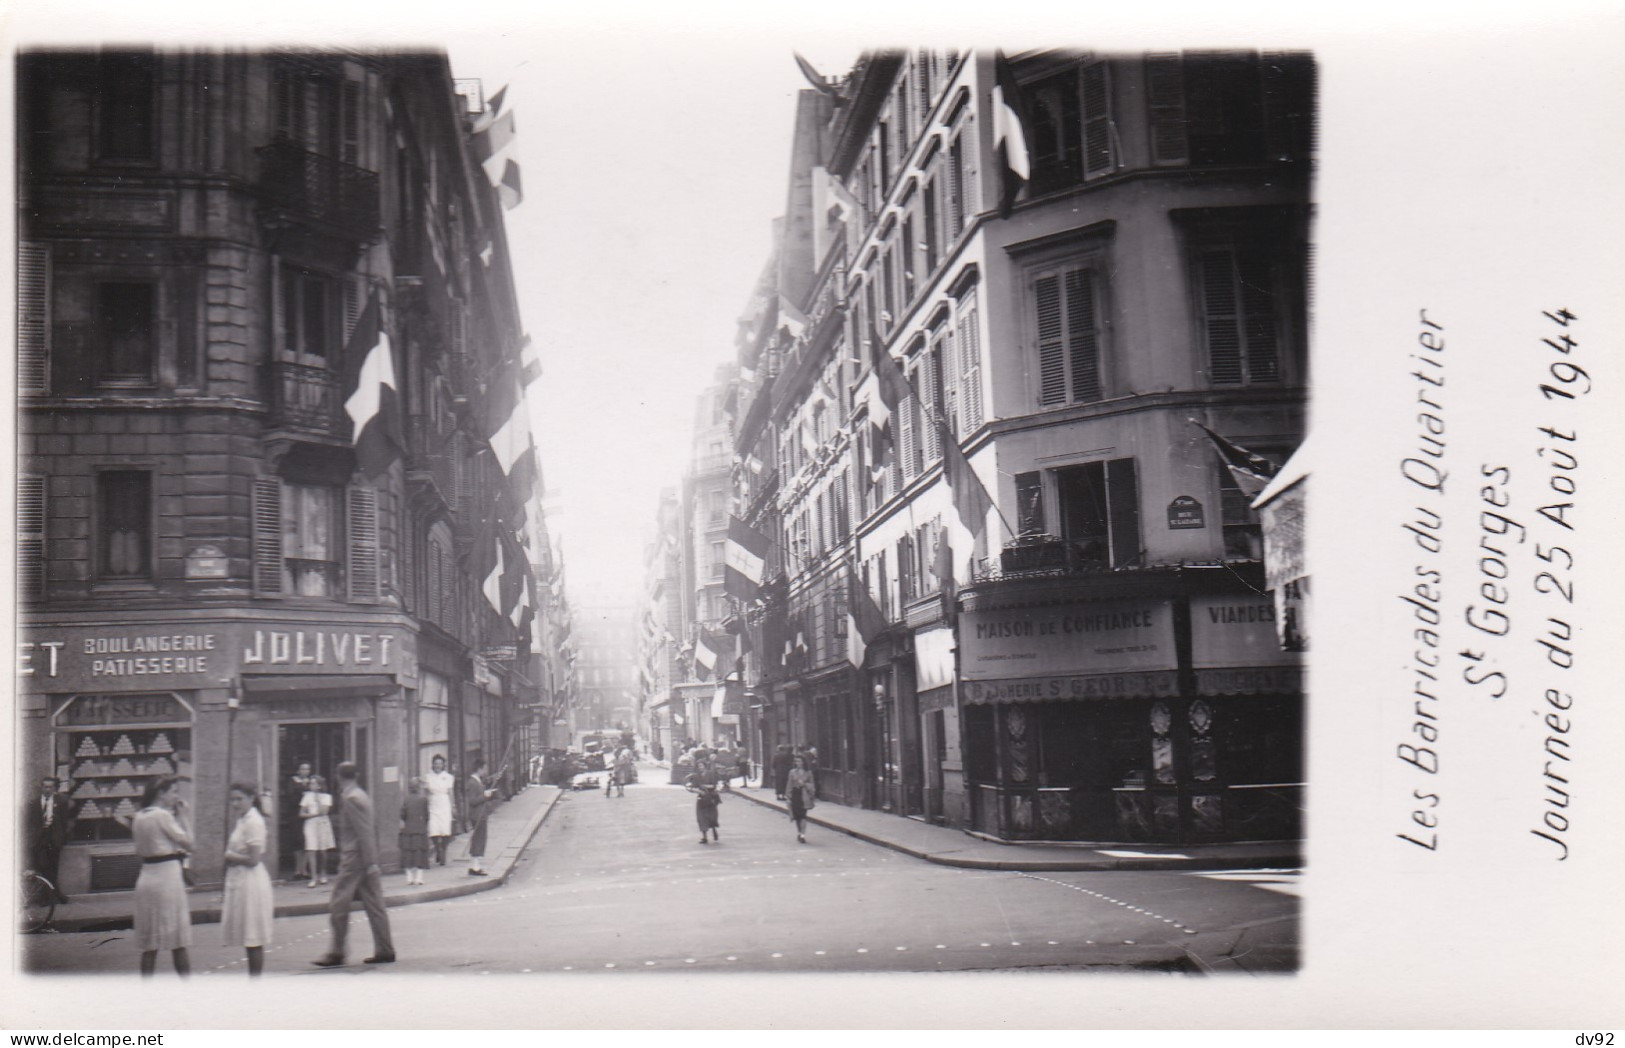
left=724, top=516, right=770, bottom=600
left=992, top=50, right=1033, bottom=218
left=1192, top=420, right=1280, bottom=497
left=845, top=565, right=888, bottom=668
left=342, top=290, right=404, bottom=478
left=939, top=417, right=994, bottom=539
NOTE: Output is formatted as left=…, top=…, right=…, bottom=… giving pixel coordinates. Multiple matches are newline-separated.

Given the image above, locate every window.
left=922, top=180, right=939, bottom=275
left=283, top=483, right=338, bottom=597
left=1218, top=444, right=1289, bottom=560
left=1195, top=243, right=1285, bottom=386
left=955, top=291, right=984, bottom=432
left=97, top=51, right=156, bottom=161
left=1033, top=262, right=1105, bottom=406
left=98, top=283, right=157, bottom=386
left=19, top=474, right=47, bottom=599
left=98, top=471, right=152, bottom=580
left=279, top=266, right=339, bottom=362
left=947, top=133, right=966, bottom=236
left=710, top=541, right=725, bottom=579
left=1055, top=458, right=1140, bottom=568
left=1023, top=60, right=1114, bottom=195
left=275, top=64, right=361, bottom=163
left=900, top=215, right=916, bottom=302
left=1014, top=471, right=1045, bottom=536
left=1147, top=52, right=1315, bottom=168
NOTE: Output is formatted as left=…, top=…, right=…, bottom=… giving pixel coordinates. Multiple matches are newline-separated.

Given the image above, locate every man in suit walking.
left=25, top=776, right=73, bottom=903
left=313, top=761, right=395, bottom=967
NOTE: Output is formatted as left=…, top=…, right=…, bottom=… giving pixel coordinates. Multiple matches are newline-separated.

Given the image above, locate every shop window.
left=57, top=695, right=191, bottom=845
left=96, top=51, right=156, bottom=161
left=98, top=282, right=158, bottom=387
left=1054, top=458, right=1140, bottom=569
left=97, top=471, right=152, bottom=581
left=1033, top=261, right=1106, bottom=406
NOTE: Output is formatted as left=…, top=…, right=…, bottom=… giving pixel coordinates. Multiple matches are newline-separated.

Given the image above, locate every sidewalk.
left=725, top=783, right=1302, bottom=872
left=43, top=784, right=564, bottom=934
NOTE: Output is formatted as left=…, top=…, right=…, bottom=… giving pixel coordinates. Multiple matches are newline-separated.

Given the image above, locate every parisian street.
left=22, top=766, right=1298, bottom=977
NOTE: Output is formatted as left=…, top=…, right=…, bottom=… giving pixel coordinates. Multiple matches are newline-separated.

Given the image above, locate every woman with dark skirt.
left=787, top=754, right=815, bottom=844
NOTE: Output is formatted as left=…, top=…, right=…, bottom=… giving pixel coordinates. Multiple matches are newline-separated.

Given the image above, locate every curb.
left=731, top=789, right=1301, bottom=872
left=41, top=788, right=565, bottom=934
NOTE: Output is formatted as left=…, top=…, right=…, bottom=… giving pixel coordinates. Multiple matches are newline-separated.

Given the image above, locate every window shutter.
left=347, top=485, right=380, bottom=602
left=252, top=478, right=285, bottom=596
left=1066, top=267, right=1103, bottom=402
left=18, top=243, right=50, bottom=395
left=18, top=475, right=46, bottom=599
left=1146, top=54, right=1188, bottom=165
left=343, top=275, right=362, bottom=344
left=961, top=116, right=978, bottom=218
left=1081, top=61, right=1114, bottom=177
left=919, top=353, right=940, bottom=463
left=341, top=77, right=361, bottom=166
left=942, top=328, right=960, bottom=438
left=899, top=390, right=919, bottom=480
left=947, top=134, right=964, bottom=236
left=1200, top=249, right=1244, bottom=385
left=959, top=302, right=983, bottom=431
left=1261, top=52, right=1315, bottom=162
left=425, top=536, right=442, bottom=625
left=1105, top=458, right=1141, bottom=568
left=1036, top=273, right=1066, bottom=405
left=1239, top=250, right=1282, bottom=383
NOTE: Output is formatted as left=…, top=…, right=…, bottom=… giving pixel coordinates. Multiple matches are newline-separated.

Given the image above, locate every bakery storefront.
left=959, top=593, right=1302, bottom=844
left=19, top=615, right=417, bottom=893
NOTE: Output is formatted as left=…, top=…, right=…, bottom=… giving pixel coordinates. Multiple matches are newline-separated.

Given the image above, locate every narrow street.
left=22, top=766, right=1298, bottom=976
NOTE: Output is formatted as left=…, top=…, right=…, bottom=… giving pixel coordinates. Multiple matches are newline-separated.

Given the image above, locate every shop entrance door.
left=275, top=722, right=352, bottom=879
left=922, top=709, right=946, bottom=824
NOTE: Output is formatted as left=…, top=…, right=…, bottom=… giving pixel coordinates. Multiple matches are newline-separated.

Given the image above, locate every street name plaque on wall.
left=1167, top=496, right=1205, bottom=529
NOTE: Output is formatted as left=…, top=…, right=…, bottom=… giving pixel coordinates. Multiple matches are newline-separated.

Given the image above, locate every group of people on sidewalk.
left=124, top=753, right=510, bottom=978
left=684, top=743, right=819, bottom=845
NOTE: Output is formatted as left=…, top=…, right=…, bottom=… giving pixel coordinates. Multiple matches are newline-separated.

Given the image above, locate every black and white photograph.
left=4, top=0, right=1622, bottom=1035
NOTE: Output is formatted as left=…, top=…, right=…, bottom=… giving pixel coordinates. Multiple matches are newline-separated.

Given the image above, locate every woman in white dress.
left=221, top=782, right=275, bottom=976
left=299, top=775, right=335, bottom=887
left=131, top=775, right=193, bottom=977
left=423, top=754, right=456, bottom=867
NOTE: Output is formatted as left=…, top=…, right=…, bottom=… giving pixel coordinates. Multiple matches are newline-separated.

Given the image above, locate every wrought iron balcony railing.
left=268, top=360, right=343, bottom=436
left=256, top=139, right=381, bottom=242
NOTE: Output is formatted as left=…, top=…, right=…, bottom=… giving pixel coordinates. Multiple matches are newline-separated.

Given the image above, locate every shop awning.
left=241, top=674, right=398, bottom=700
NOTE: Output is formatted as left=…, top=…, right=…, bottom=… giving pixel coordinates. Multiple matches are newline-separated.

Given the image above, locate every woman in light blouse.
left=221, top=782, right=275, bottom=976
left=131, top=775, right=193, bottom=977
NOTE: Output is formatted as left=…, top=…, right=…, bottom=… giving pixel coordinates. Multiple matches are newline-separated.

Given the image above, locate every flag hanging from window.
left=497, top=158, right=523, bottom=211
left=342, top=289, right=404, bottom=479
left=1191, top=420, right=1280, bottom=498
left=868, top=317, right=912, bottom=412
left=939, top=417, right=994, bottom=538
left=724, top=515, right=771, bottom=600
left=845, top=565, right=888, bottom=668
left=694, top=629, right=719, bottom=678
left=992, top=50, right=1033, bottom=219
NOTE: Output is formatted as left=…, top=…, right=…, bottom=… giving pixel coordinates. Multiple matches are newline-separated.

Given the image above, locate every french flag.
left=992, top=50, right=1033, bottom=219
left=343, top=290, right=404, bottom=479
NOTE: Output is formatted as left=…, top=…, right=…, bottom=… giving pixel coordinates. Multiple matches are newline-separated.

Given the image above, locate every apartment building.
left=730, top=49, right=1311, bottom=844
left=15, top=48, right=554, bottom=890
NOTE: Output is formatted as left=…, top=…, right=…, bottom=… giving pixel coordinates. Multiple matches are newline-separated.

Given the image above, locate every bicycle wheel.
left=20, top=872, right=56, bottom=934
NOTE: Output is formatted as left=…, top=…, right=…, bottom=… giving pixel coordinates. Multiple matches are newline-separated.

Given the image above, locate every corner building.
left=731, top=49, right=1311, bottom=843
left=16, top=49, right=541, bottom=892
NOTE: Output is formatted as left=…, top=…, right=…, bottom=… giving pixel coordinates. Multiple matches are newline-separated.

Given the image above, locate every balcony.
left=256, top=140, right=381, bottom=243
left=268, top=361, right=343, bottom=437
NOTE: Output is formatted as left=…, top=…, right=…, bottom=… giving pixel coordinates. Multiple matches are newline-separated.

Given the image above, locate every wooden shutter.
left=18, top=243, right=50, bottom=395
left=1146, top=54, right=1188, bottom=165
left=251, top=478, right=285, bottom=596
left=919, top=349, right=941, bottom=463
left=343, top=274, right=362, bottom=344
left=18, top=474, right=46, bottom=599
left=899, top=388, right=919, bottom=480
left=1066, top=268, right=1103, bottom=402
left=1036, top=273, right=1066, bottom=405
left=347, top=485, right=380, bottom=602
left=1199, top=249, right=1244, bottom=385
left=1081, top=61, right=1114, bottom=177
left=959, top=301, right=983, bottom=431
left=960, top=116, right=978, bottom=219
left=1239, top=249, right=1282, bottom=383
left=947, top=133, right=965, bottom=235
left=340, top=77, right=361, bottom=166
left=1261, top=51, right=1315, bottom=161
left=425, top=534, right=442, bottom=625
left=1105, top=458, right=1141, bottom=568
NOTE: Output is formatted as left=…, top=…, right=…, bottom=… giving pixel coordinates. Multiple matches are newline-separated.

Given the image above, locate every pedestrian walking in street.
left=465, top=758, right=497, bottom=876
left=771, top=744, right=792, bottom=801
left=313, top=762, right=395, bottom=967
left=787, top=754, right=816, bottom=844
left=735, top=748, right=752, bottom=789
left=424, top=754, right=455, bottom=867
left=131, top=775, right=193, bottom=977
left=24, top=775, right=73, bottom=904
left=687, top=756, right=721, bottom=844
left=607, top=747, right=633, bottom=798
left=220, top=782, right=274, bottom=977
left=299, top=774, right=334, bottom=888
left=398, top=777, right=431, bottom=885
